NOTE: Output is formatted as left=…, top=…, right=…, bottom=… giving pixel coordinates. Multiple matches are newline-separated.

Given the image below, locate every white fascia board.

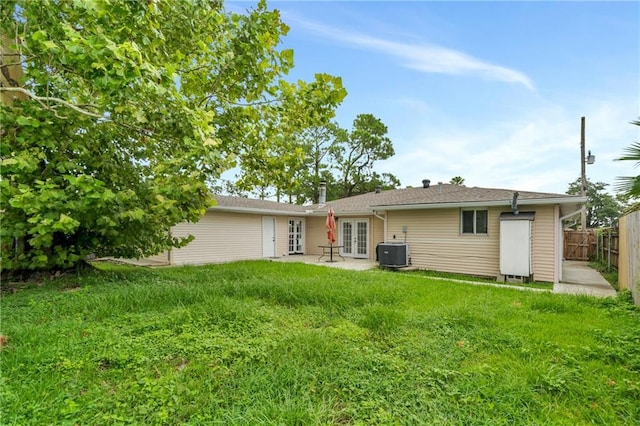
left=326, top=211, right=373, bottom=216
left=208, top=206, right=308, bottom=216
left=370, top=197, right=587, bottom=211
left=304, top=210, right=374, bottom=217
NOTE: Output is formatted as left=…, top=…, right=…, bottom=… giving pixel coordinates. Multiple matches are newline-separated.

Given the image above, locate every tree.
left=450, top=176, right=465, bottom=185
left=332, top=114, right=399, bottom=198
left=0, top=0, right=345, bottom=273
left=566, top=179, right=622, bottom=228
left=615, top=118, right=640, bottom=201
left=289, top=124, right=345, bottom=204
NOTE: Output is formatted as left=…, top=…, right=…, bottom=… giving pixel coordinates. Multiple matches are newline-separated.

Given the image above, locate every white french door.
left=288, top=218, right=304, bottom=254
left=339, top=218, right=369, bottom=258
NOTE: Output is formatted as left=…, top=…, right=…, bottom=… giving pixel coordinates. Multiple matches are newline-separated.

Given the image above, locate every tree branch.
left=0, top=87, right=103, bottom=118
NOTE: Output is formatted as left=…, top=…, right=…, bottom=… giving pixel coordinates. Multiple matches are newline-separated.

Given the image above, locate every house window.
left=461, top=209, right=488, bottom=234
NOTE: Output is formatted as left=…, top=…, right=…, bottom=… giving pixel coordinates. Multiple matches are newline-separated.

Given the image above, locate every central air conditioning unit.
left=378, top=243, right=410, bottom=268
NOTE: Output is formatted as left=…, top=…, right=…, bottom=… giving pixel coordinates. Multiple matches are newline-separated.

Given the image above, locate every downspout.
left=560, top=206, right=585, bottom=223
left=373, top=210, right=386, bottom=242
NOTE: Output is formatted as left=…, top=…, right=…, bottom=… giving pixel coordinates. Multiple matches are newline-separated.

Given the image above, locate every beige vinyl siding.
left=275, top=216, right=289, bottom=257
left=530, top=204, right=556, bottom=282
left=387, top=206, right=558, bottom=280
left=170, top=211, right=263, bottom=265
left=305, top=216, right=328, bottom=256
left=386, top=208, right=499, bottom=277
left=371, top=216, right=385, bottom=257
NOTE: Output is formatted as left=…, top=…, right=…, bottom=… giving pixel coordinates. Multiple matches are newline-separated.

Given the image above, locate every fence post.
left=607, top=229, right=611, bottom=269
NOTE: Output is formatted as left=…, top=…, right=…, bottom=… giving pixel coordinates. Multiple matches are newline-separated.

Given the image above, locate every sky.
left=228, top=1, right=639, bottom=196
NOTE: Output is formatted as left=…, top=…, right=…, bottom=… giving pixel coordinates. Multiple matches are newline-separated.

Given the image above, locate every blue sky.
left=230, top=1, right=639, bottom=195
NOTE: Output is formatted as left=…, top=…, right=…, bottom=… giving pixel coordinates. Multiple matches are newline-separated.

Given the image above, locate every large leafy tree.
left=566, top=179, right=623, bottom=228
left=0, top=0, right=345, bottom=272
left=229, top=114, right=401, bottom=204
left=332, top=113, right=399, bottom=198
left=288, top=124, right=345, bottom=204
left=615, top=118, right=640, bottom=201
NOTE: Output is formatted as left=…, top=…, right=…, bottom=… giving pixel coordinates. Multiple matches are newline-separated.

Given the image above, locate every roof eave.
left=370, top=196, right=587, bottom=211
left=209, top=205, right=308, bottom=216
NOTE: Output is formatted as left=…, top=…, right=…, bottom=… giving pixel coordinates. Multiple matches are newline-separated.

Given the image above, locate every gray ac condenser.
left=378, top=243, right=410, bottom=268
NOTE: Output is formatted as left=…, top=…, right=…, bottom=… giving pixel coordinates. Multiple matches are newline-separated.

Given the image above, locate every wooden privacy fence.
left=595, top=228, right=619, bottom=270
left=618, top=210, right=640, bottom=306
left=563, top=230, right=596, bottom=261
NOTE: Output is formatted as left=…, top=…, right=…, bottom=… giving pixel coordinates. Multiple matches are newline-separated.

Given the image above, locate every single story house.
left=146, top=180, right=586, bottom=284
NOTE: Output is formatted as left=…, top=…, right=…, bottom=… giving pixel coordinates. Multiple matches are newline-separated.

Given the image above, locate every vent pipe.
left=375, top=186, right=382, bottom=193
left=422, top=179, right=431, bottom=188
left=511, top=191, right=519, bottom=215
left=438, top=182, right=443, bottom=193
left=318, top=180, right=327, bottom=205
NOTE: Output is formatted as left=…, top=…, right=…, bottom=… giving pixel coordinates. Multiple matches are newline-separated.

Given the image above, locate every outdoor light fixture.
left=586, top=150, right=595, bottom=165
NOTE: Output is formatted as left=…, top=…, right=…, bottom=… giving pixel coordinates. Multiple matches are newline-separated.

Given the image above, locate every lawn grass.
left=589, top=260, right=619, bottom=290
left=2, top=260, right=639, bottom=425
left=409, top=269, right=554, bottom=290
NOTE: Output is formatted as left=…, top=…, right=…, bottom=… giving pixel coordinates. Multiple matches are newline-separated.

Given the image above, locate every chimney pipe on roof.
left=375, top=185, right=381, bottom=193
left=422, top=179, right=431, bottom=188
left=319, top=180, right=327, bottom=205
left=438, top=182, right=443, bottom=193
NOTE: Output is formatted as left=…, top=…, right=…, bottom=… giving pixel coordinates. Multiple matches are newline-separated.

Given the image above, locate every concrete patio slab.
left=555, top=260, right=617, bottom=298
left=273, top=255, right=377, bottom=271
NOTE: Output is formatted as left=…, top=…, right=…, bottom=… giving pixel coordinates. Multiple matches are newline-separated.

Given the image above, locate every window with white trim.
left=461, top=209, right=488, bottom=234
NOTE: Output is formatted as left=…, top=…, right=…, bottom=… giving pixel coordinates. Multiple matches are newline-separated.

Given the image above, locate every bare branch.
left=0, top=87, right=103, bottom=118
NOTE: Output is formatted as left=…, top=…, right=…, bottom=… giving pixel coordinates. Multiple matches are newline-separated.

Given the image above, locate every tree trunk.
left=1, top=33, right=28, bottom=105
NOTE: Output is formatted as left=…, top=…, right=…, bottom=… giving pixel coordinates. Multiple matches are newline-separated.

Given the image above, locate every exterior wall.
left=306, top=214, right=380, bottom=259
left=386, top=207, right=499, bottom=277
left=276, top=216, right=289, bottom=257
left=530, top=205, right=556, bottom=282
left=371, top=216, right=385, bottom=258
left=169, top=210, right=280, bottom=265
left=385, top=205, right=557, bottom=281
left=304, top=216, right=327, bottom=256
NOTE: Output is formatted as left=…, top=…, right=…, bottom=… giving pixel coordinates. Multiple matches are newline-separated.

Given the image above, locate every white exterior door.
left=288, top=218, right=304, bottom=254
left=262, top=216, right=276, bottom=258
left=339, top=218, right=369, bottom=258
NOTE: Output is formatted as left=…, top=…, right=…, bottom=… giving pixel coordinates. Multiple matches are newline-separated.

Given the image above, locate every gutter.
left=210, top=206, right=308, bottom=216
left=371, top=196, right=588, bottom=211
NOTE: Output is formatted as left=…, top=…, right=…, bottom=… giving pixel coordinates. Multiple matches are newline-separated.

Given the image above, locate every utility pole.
left=580, top=116, right=587, bottom=230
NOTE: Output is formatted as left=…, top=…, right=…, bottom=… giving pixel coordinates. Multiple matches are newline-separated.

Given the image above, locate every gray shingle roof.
left=212, top=194, right=307, bottom=213
left=212, top=184, right=582, bottom=215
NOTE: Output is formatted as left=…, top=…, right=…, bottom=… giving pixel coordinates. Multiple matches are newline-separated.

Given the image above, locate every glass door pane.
left=288, top=219, right=295, bottom=253
left=341, top=221, right=353, bottom=255
left=356, top=220, right=368, bottom=257
left=295, top=220, right=303, bottom=253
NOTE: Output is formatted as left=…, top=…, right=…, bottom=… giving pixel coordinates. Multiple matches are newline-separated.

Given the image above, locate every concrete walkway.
left=555, top=261, right=617, bottom=298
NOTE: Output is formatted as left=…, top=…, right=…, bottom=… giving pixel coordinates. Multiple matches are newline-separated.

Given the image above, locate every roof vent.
left=375, top=186, right=382, bottom=193
left=438, top=182, right=443, bottom=193
left=422, top=179, right=431, bottom=188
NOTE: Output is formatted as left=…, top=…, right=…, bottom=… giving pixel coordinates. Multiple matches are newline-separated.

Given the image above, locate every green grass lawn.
left=2, top=261, right=639, bottom=425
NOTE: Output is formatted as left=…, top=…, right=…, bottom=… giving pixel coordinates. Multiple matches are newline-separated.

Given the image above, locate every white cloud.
left=288, top=15, right=534, bottom=90
left=380, top=101, right=637, bottom=194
